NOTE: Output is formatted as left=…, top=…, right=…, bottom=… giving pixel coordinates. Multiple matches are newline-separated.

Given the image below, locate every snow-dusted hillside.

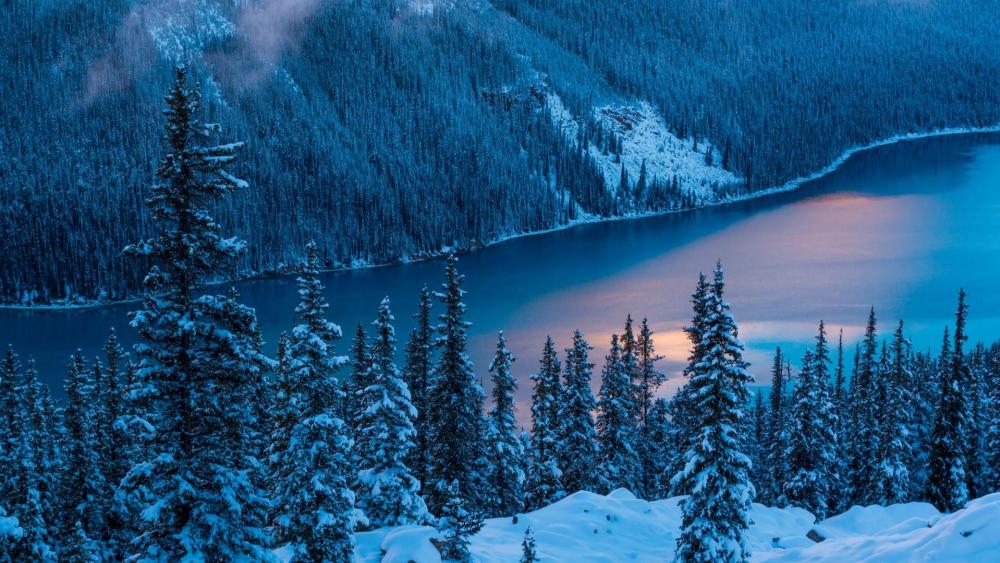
left=546, top=93, right=742, bottom=201
left=345, top=489, right=1000, bottom=562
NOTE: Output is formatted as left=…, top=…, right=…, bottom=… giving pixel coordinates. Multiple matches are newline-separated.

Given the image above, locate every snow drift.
left=345, top=489, right=1000, bottom=562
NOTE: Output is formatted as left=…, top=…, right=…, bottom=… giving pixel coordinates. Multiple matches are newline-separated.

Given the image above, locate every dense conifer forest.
left=1, top=69, right=999, bottom=561
left=3, top=0, right=1000, bottom=304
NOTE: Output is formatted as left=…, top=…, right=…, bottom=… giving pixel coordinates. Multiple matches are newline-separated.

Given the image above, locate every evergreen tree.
left=748, top=390, right=767, bottom=501
left=830, top=330, right=850, bottom=514
left=524, top=337, right=566, bottom=510
left=848, top=308, right=880, bottom=505
left=520, top=526, right=538, bottom=563
left=986, top=343, right=1000, bottom=491
left=118, top=67, right=272, bottom=560
left=435, top=480, right=483, bottom=563
left=762, top=347, right=786, bottom=506
left=646, top=398, right=674, bottom=499
left=0, top=348, right=19, bottom=518
left=635, top=318, right=665, bottom=498
left=486, top=332, right=526, bottom=517
left=356, top=297, right=430, bottom=527
left=0, top=504, right=22, bottom=562
left=97, top=329, right=129, bottom=557
left=782, top=346, right=837, bottom=520
left=673, top=264, right=754, bottom=563
left=927, top=290, right=970, bottom=512
left=872, top=321, right=913, bottom=505
left=667, top=273, right=711, bottom=496
left=965, top=344, right=990, bottom=498
left=271, top=241, right=361, bottom=561
left=403, top=286, right=434, bottom=487
left=426, top=256, right=487, bottom=514
left=558, top=330, right=600, bottom=494
left=61, top=351, right=106, bottom=544
left=596, top=334, right=640, bottom=494
left=9, top=368, right=56, bottom=562
left=346, top=323, right=371, bottom=432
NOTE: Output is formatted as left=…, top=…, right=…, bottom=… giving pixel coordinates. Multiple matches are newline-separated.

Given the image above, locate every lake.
left=3, top=132, right=1000, bottom=415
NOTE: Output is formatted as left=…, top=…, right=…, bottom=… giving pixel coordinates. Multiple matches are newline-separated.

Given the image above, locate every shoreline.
left=6, top=124, right=1000, bottom=312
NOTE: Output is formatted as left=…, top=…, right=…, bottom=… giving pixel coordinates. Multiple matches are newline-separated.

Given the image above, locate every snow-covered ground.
left=349, top=489, right=1000, bottom=562
left=546, top=93, right=742, bottom=200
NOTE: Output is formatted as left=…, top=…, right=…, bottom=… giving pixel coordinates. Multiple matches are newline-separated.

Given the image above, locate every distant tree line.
left=4, top=0, right=1000, bottom=304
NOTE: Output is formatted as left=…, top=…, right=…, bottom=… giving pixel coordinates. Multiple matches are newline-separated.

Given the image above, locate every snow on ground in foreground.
left=546, top=93, right=742, bottom=201
left=348, top=489, right=1000, bottom=562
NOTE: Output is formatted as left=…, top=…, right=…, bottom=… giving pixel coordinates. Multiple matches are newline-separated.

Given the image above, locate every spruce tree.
left=927, top=290, right=970, bottom=512
left=673, top=264, right=754, bottom=563
left=762, top=347, right=786, bottom=506
left=426, top=256, right=487, bottom=514
left=524, top=337, right=566, bottom=510
left=667, top=273, right=712, bottom=496
left=986, top=343, right=1000, bottom=492
left=596, top=334, right=640, bottom=494
left=520, top=526, right=538, bottom=563
left=782, top=346, right=837, bottom=520
left=119, top=66, right=272, bottom=560
left=356, top=297, right=430, bottom=527
left=848, top=308, right=880, bottom=505
left=646, top=398, right=674, bottom=499
left=270, top=241, right=361, bottom=561
left=436, top=480, right=483, bottom=563
left=965, top=344, right=989, bottom=498
left=635, top=318, right=665, bottom=498
left=346, top=323, right=371, bottom=432
left=486, top=332, right=526, bottom=517
left=872, top=321, right=912, bottom=505
left=61, top=351, right=106, bottom=545
left=0, top=347, right=18, bottom=503
left=558, top=330, right=599, bottom=494
left=403, top=286, right=434, bottom=487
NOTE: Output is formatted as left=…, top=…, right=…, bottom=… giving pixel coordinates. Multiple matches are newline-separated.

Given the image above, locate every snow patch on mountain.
left=340, top=489, right=1000, bottom=562
left=546, top=93, right=742, bottom=200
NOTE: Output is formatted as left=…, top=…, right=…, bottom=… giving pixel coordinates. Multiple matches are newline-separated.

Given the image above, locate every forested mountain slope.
left=3, top=0, right=1000, bottom=304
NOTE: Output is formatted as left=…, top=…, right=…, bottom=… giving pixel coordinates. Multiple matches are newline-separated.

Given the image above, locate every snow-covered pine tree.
left=403, top=286, right=434, bottom=487
left=558, top=330, right=600, bottom=494
left=346, top=323, right=371, bottom=434
left=486, top=331, right=526, bottom=517
left=673, top=264, right=754, bottom=563
left=927, top=290, right=971, bottom=512
left=356, top=297, right=430, bottom=527
left=620, top=315, right=640, bottom=417
left=426, top=255, right=488, bottom=515
left=98, top=329, right=129, bottom=557
left=666, top=273, right=712, bottom=497
left=635, top=318, right=665, bottom=498
left=762, top=347, right=786, bottom=506
left=0, top=347, right=19, bottom=508
left=61, top=351, right=106, bottom=545
left=872, top=322, right=913, bottom=505
left=748, top=390, right=767, bottom=500
left=524, top=337, right=566, bottom=511
left=436, top=480, right=483, bottom=562
left=646, top=398, right=674, bottom=499
left=907, top=341, right=941, bottom=499
left=782, top=347, right=836, bottom=520
left=22, top=362, right=60, bottom=559
left=987, top=342, right=1000, bottom=491
left=520, top=526, right=538, bottom=563
left=848, top=308, right=880, bottom=505
left=271, top=241, right=362, bottom=560
left=829, top=331, right=850, bottom=514
left=119, top=66, right=272, bottom=561
left=8, top=363, right=56, bottom=562
left=965, top=343, right=990, bottom=498
left=596, top=334, right=640, bottom=494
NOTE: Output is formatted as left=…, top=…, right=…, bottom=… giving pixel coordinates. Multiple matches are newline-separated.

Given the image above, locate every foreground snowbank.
left=350, top=490, right=1000, bottom=562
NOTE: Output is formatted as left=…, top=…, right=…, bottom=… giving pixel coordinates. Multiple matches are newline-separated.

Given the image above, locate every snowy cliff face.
left=342, top=489, right=1000, bottom=562
left=546, top=92, right=741, bottom=202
